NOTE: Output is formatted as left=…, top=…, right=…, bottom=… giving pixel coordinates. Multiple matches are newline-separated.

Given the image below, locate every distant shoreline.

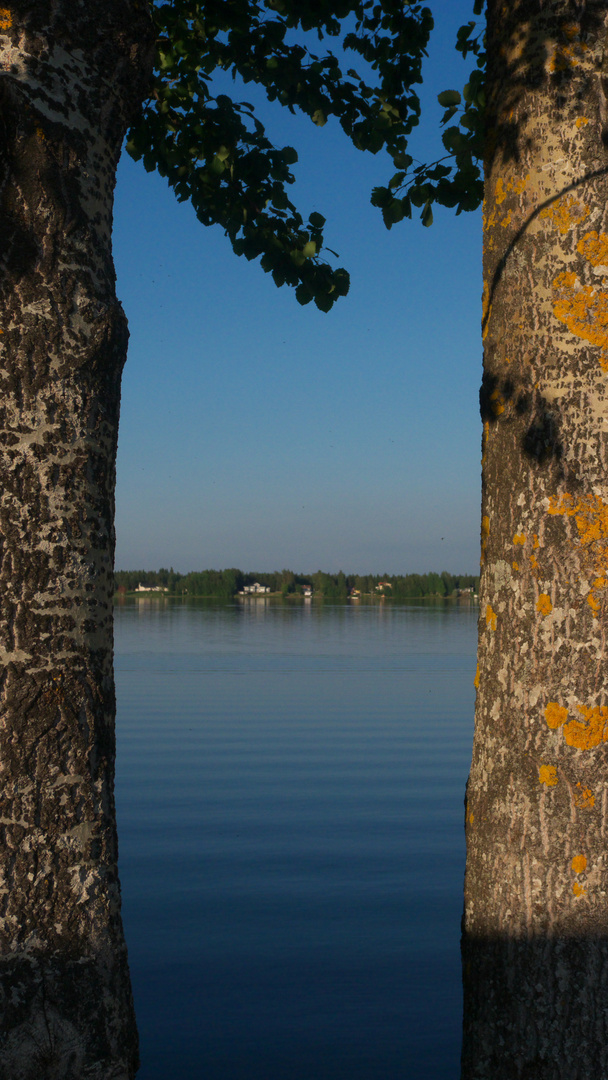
left=115, top=567, right=480, bottom=603
left=115, top=590, right=479, bottom=602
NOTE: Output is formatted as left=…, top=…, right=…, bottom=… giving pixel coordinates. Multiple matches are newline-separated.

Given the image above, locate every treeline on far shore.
left=115, top=568, right=480, bottom=602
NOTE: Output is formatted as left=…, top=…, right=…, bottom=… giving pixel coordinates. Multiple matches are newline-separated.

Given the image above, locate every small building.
left=243, top=582, right=271, bottom=594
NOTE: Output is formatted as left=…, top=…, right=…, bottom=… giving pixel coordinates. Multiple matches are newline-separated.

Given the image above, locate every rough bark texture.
left=0, top=4, right=153, bottom=1077
left=463, top=2, right=608, bottom=1077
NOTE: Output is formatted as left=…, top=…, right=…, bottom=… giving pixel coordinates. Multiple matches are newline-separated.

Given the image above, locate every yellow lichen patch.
left=481, top=515, right=490, bottom=563
left=489, top=389, right=505, bottom=416
left=529, top=553, right=539, bottom=571
left=494, top=175, right=528, bottom=206
left=0, top=8, right=11, bottom=30
left=536, top=593, right=553, bottom=616
left=482, top=282, right=492, bottom=340
left=469, top=812, right=474, bottom=824
left=548, top=41, right=588, bottom=73
left=571, top=854, right=587, bottom=874
left=540, top=194, right=590, bottom=235
left=552, top=271, right=608, bottom=366
left=578, top=230, right=608, bottom=267
left=563, top=705, right=608, bottom=750
left=513, top=533, right=526, bottom=546
left=539, top=764, right=558, bottom=786
left=533, top=535, right=540, bottom=549
left=548, top=493, right=608, bottom=611
left=473, top=663, right=480, bottom=689
left=481, top=420, right=490, bottom=464
left=573, top=880, right=587, bottom=897
left=576, top=116, right=590, bottom=127
left=587, top=592, right=600, bottom=616
left=548, top=493, right=608, bottom=548
left=574, top=782, right=595, bottom=809
left=512, top=562, right=519, bottom=572
left=485, top=604, right=497, bottom=631
left=545, top=702, right=568, bottom=729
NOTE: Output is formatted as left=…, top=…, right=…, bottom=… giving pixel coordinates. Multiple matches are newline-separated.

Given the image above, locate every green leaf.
left=295, top=283, right=314, bottom=305
left=308, top=211, right=326, bottom=228
left=388, top=199, right=405, bottom=224
left=312, top=109, right=327, bottom=127
left=281, top=146, right=298, bottom=165
left=314, top=292, right=334, bottom=313
left=421, top=202, right=433, bottom=227
left=302, top=240, right=317, bottom=258
left=437, top=90, right=462, bottom=107
left=473, top=0, right=484, bottom=12
left=371, top=186, right=391, bottom=208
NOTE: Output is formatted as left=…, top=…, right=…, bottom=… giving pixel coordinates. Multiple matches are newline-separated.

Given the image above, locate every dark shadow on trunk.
left=0, top=949, right=138, bottom=1079
left=462, top=933, right=608, bottom=1080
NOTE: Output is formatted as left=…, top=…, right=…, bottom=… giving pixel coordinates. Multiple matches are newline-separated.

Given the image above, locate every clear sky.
left=112, top=0, right=482, bottom=576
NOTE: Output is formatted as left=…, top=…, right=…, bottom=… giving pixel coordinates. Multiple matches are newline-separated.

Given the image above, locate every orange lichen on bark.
left=587, top=592, right=600, bottom=615
left=548, top=493, right=608, bottom=612
left=564, top=705, right=608, bottom=749
left=513, top=533, right=526, bottom=545
left=572, top=854, right=587, bottom=873
left=489, top=389, right=505, bottom=416
left=539, top=764, right=558, bottom=786
left=536, top=593, right=552, bottom=616
left=484, top=175, right=529, bottom=243
left=0, top=8, right=11, bottom=29
left=474, top=663, right=480, bottom=689
left=578, top=230, right=608, bottom=267
left=512, top=561, right=519, bottom=571
left=481, top=515, right=490, bottom=563
left=482, top=282, right=492, bottom=340
left=552, top=271, right=608, bottom=367
left=545, top=702, right=568, bottom=729
left=545, top=699, right=608, bottom=748
left=576, top=116, right=590, bottom=127
left=548, top=493, right=608, bottom=548
left=548, top=42, right=587, bottom=73
left=494, top=175, right=528, bottom=206
left=486, top=604, right=497, bottom=631
left=573, top=782, right=595, bottom=808
left=573, top=881, right=587, bottom=897
left=481, top=420, right=490, bottom=465
left=540, top=194, right=590, bottom=235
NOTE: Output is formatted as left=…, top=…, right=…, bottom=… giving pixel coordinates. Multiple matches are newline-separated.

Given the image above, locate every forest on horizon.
left=115, top=567, right=480, bottom=601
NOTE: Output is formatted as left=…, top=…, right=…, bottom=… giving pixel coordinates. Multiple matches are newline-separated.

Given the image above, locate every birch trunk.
left=0, top=4, right=152, bottom=1077
left=463, top=2, right=608, bottom=1076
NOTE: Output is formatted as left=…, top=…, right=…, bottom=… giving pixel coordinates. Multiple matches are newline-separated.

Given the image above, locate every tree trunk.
left=0, top=4, right=153, bottom=1077
left=462, top=2, right=608, bottom=1077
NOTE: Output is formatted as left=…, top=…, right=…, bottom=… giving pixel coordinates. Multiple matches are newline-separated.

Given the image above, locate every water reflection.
left=114, top=600, right=477, bottom=1079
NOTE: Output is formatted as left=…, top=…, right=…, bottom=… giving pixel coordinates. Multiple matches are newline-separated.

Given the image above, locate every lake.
left=114, top=597, right=478, bottom=1079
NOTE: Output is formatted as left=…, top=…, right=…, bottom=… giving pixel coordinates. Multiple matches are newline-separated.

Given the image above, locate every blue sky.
left=112, top=0, right=482, bottom=575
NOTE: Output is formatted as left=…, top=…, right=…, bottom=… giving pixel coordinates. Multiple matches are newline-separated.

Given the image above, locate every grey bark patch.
left=0, top=1, right=153, bottom=1075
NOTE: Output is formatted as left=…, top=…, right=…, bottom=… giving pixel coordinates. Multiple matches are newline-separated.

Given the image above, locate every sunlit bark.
left=0, top=4, right=152, bottom=1076
left=463, top=2, right=608, bottom=1077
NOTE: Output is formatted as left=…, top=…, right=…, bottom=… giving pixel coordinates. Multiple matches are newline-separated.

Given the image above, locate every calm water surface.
left=114, top=598, right=477, bottom=1079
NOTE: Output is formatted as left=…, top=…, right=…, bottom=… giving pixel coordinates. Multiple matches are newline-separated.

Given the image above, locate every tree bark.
left=463, top=2, right=608, bottom=1077
left=0, top=4, right=153, bottom=1077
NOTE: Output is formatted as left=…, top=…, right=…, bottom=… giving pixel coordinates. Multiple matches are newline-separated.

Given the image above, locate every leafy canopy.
left=126, top=0, right=484, bottom=311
